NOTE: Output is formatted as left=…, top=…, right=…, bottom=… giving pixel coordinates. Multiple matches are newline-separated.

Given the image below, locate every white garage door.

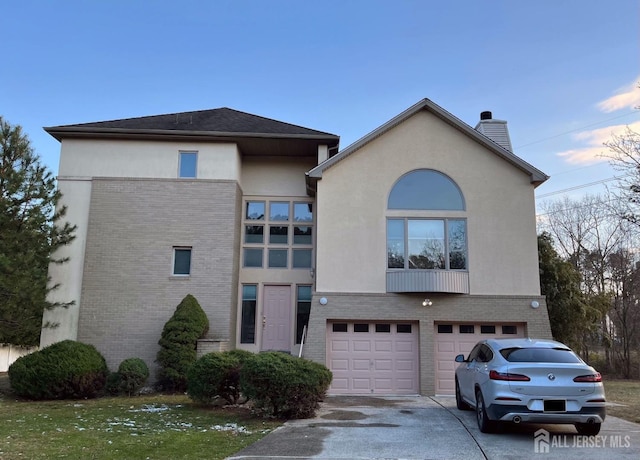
left=434, top=323, right=525, bottom=395
left=327, top=321, right=419, bottom=395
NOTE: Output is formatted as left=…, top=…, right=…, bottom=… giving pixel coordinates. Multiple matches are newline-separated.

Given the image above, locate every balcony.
left=386, top=270, right=469, bottom=294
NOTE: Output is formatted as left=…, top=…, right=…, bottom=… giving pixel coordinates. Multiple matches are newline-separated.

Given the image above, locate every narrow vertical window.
left=296, top=286, right=312, bottom=344
left=387, top=219, right=405, bottom=268
left=241, top=285, right=257, bottom=343
left=179, top=152, right=197, bottom=178
left=173, top=247, right=192, bottom=275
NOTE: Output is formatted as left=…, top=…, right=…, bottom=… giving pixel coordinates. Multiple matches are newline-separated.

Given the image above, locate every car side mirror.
left=455, top=354, right=465, bottom=363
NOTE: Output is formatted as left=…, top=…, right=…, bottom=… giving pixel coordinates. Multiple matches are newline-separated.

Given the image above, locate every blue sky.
left=2, top=1, right=639, bottom=207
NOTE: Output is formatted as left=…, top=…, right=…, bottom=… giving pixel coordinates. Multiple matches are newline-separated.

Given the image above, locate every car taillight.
left=489, top=370, right=530, bottom=381
left=573, top=373, right=602, bottom=382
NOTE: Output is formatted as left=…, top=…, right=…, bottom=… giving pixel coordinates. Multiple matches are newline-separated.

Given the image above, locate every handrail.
left=298, top=325, right=307, bottom=358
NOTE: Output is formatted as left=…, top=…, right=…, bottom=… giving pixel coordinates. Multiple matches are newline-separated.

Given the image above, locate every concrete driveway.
left=228, top=395, right=640, bottom=460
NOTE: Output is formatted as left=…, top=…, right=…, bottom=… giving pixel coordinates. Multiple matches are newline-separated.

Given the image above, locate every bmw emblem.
left=547, top=373, right=556, bottom=381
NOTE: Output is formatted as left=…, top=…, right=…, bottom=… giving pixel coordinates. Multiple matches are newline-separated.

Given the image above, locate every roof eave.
left=44, top=126, right=340, bottom=144
left=308, top=98, right=548, bottom=186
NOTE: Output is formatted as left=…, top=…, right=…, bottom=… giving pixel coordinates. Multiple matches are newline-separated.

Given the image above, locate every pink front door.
left=261, top=285, right=292, bottom=352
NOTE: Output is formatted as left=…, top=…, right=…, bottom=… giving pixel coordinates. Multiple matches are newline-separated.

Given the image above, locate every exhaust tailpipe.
left=513, top=416, right=522, bottom=424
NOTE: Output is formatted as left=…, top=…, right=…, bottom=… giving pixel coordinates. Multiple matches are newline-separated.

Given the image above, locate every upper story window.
left=179, top=151, right=198, bottom=178
left=387, top=169, right=467, bottom=271
left=242, top=200, right=313, bottom=269
left=388, top=169, right=464, bottom=210
left=173, top=247, right=192, bottom=275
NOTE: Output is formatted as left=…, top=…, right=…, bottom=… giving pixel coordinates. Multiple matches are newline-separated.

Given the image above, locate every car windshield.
left=499, top=347, right=582, bottom=363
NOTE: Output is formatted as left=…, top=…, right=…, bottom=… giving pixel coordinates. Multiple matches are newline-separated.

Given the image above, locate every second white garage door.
left=327, top=321, right=419, bottom=395
left=434, top=322, right=525, bottom=395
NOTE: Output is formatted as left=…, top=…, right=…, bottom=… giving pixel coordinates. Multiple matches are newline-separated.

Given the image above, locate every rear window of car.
left=499, top=347, right=582, bottom=363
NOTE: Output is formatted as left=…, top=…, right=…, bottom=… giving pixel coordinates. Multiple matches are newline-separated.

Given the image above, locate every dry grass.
left=603, top=378, right=640, bottom=424
left=0, top=373, right=281, bottom=460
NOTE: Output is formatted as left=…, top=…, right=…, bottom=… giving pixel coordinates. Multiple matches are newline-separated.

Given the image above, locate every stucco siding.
left=41, top=179, right=92, bottom=346
left=315, top=110, right=540, bottom=296
left=77, top=178, right=241, bottom=373
left=58, top=139, right=241, bottom=180
left=241, top=156, right=316, bottom=197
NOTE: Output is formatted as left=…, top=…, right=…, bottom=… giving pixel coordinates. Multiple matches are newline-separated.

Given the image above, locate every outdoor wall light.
left=530, top=300, right=540, bottom=309
left=422, top=299, right=433, bottom=307
left=319, top=297, right=328, bottom=305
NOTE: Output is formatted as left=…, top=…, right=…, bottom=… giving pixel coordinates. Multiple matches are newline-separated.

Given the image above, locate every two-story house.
left=41, top=99, right=552, bottom=395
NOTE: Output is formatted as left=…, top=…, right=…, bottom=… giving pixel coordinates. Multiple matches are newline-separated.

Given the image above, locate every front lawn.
left=0, top=386, right=281, bottom=460
left=603, top=378, right=640, bottom=424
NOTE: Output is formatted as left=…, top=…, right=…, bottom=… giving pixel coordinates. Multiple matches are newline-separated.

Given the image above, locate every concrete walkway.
left=229, top=395, right=640, bottom=460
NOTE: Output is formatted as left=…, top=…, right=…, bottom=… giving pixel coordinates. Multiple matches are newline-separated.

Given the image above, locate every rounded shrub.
left=156, top=294, right=209, bottom=392
left=117, top=358, right=150, bottom=396
left=105, top=372, right=123, bottom=396
left=240, top=352, right=332, bottom=419
left=8, top=340, right=108, bottom=400
left=187, top=351, right=244, bottom=405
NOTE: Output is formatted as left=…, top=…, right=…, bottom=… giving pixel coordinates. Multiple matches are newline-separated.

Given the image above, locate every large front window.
left=387, top=219, right=466, bottom=270
left=242, top=200, right=313, bottom=269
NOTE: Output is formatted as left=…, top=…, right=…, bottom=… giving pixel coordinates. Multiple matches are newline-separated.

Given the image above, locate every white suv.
left=455, top=338, right=606, bottom=435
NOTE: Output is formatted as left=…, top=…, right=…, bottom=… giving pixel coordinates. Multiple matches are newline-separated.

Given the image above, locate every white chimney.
left=474, top=111, right=513, bottom=152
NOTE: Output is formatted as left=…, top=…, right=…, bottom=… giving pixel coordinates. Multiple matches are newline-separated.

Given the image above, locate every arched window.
left=388, top=169, right=465, bottom=210
left=387, top=170, right=467, bottom=271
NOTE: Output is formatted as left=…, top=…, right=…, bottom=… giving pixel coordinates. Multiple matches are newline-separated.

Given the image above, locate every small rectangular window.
left=293, top=226, right=312, bottom=245
left=295, top=286, right=312, bottom=344
left=459, top=325, right=475, bottom=334
left=292, top=249, right=312, bottom=268
left=437, top=324, right=453, bottom=334
left=294, top=203, right=313, bottom=222
left=243, top=248, right=263, bottom=268
left=332, top=323, right=348, bottom=333
left=397, top=324, right=412, bottom=333
left=240, top=285, right=257, bottom=343
left=268, top=249, right=287, bottom=268
left=354, top=323, right=369, bottom=333
left=173, top=247, right=192, bottom=275
left=179, top=152, right=197, bottom=178
left=245, top=225, right=264, bottom=244
left=269, top=226, right=288, bottom=244
left=270, top=202, right=289, bottom=221
left=481, top=325, right=496, bottom=334
left=375, top=324, right=391, bottom=333
left=246, top=202, right=265, bottom=220
left=502, top=325, right=518, bottom=335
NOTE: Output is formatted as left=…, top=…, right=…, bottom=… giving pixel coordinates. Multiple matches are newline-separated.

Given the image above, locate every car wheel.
left=476, top=390, right=497, bottom=433
left=455, top=378, right=470, bottom=410
left=575, top=422, right=601, bottom=436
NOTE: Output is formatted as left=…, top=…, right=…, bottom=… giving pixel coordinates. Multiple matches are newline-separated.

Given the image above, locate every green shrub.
left=105, top=372, right=122, bottom=395
left=187, top=351, right=246, bottom=405
left=156, top=294, right=209, bottom=392
left=8, top=340, right=108, bottom=400
left=117, top=358, right=149, bottom=396
left=240, top=352, right=332, bottom=418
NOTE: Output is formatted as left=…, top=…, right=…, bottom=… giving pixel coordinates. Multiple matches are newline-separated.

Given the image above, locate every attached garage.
left=434, top=322, right=526, bottom=395
left=326, top=321, right=419, bottom=395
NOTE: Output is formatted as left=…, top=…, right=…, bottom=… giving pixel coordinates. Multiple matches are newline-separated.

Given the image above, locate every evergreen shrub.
left=156, top=294, right=209, bottom=392
left=8, top=340, right=108, bottom=400
left=240, top=352, right=332, bottom=419
left=187, top=351, right=244, bottom=405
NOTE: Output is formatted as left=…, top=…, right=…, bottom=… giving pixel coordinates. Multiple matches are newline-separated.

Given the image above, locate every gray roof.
left=45, top=108, right=339, bottom=157
left=307, top=99, right=548, bottom=186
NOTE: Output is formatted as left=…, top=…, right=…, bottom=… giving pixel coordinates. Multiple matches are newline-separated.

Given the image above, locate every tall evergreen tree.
left=538, top=232, right=588, bottom=348
left=0, top=117, right=75, bottom=346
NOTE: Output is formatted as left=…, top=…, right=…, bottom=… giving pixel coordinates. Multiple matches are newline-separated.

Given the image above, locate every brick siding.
left=304, top=292, right=552, bottom=395
left=78, top=178, right=241, bottom=375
